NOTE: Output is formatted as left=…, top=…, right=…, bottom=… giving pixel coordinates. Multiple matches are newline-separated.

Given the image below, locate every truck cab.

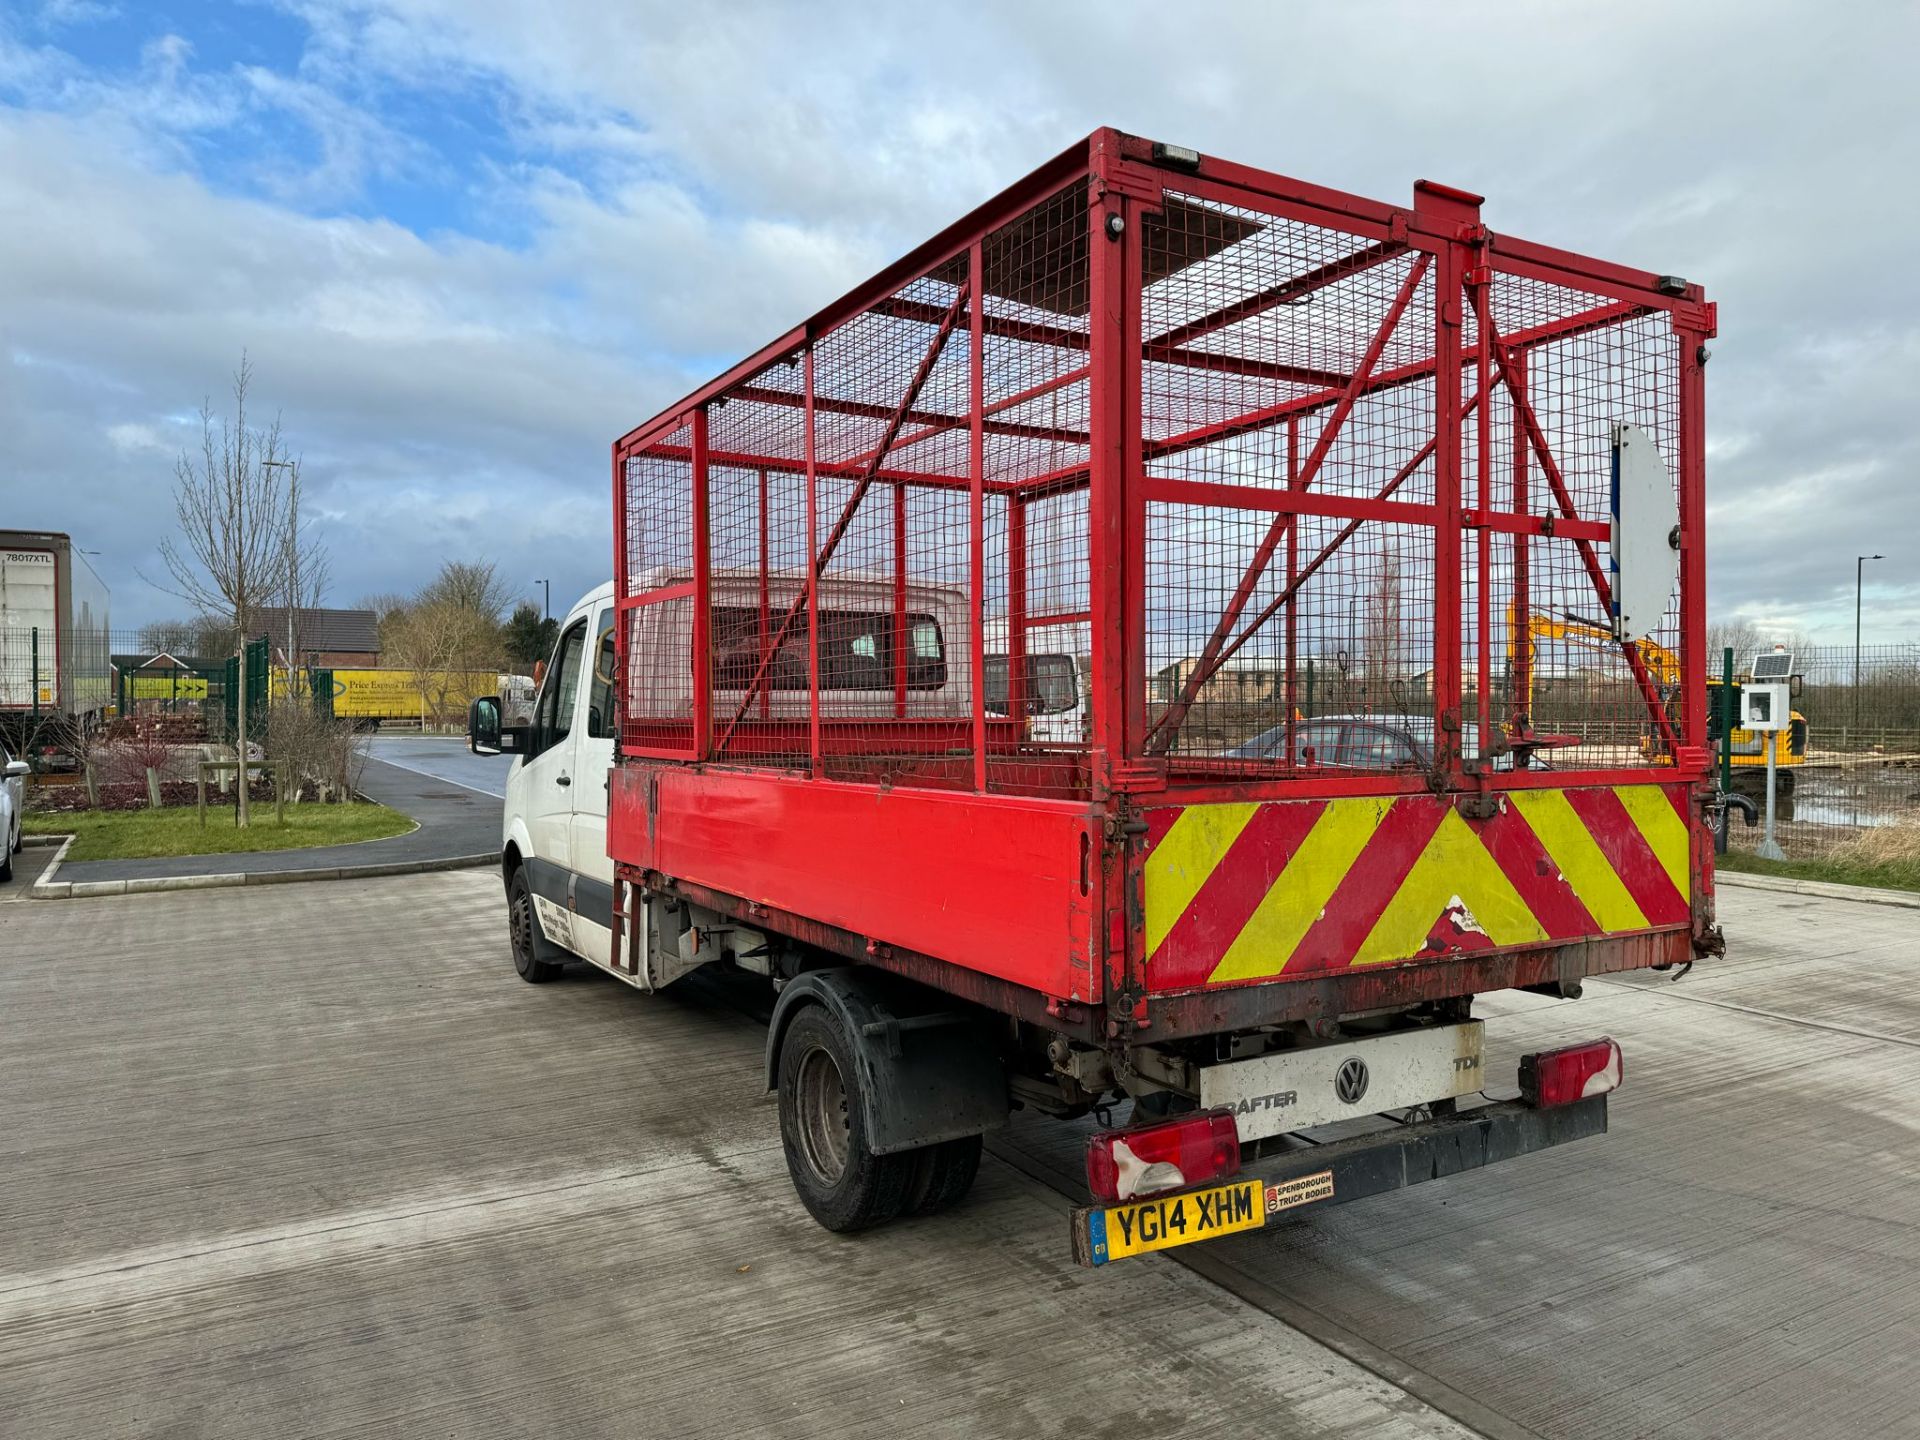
left=473, top=569, right=978, bottom=985
left=475, top=582, right=619, bottom=975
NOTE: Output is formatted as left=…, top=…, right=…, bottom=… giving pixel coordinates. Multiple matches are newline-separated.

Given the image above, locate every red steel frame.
left=607, top=129, right=1717, bottom=1042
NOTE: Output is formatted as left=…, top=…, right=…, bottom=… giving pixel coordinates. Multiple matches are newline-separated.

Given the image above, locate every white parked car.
left=0, top=738, right=27, bottom=882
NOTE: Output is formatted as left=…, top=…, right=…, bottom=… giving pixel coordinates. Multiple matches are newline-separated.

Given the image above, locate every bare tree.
left=387, top=600, right=501, bottom=727
left=357, top=591, right=410, bottom=624
left=137, top=619, right=195, bottom=656
left=158, top=355, right=292, bottom=826
left=136, top=616, right=237, bottom=661
left=419, top=560, right=513, bottom=622
left=1363, top=554, right=1407, bottom=693
left=383, top=560, right=510, bottom=728
left=1705, top=620, right=1810, bottom=674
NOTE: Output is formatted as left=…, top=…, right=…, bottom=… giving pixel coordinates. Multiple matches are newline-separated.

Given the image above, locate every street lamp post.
left=1856, top=553, right=1884, bottom=738
left=536, top=578, right=550, bottom=623
left=263, top=458, right=300, bottom=685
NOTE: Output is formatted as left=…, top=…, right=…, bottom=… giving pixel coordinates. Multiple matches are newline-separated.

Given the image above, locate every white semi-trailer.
left=0, top=530, right=111, bottom=730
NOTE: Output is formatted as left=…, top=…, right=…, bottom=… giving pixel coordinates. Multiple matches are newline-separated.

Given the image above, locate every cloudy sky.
left=3, top=0, right=1916, bottom=642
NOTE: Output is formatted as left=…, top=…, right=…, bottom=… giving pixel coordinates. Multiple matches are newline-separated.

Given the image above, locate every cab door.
left=521, top=615, right=590, bottom=954
left=566, top=601, right=619, bottom=967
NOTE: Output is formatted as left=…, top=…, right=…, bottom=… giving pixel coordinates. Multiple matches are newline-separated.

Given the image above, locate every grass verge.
left=24, top=802, right=416, bottom=863
left=1719, top=824, right=1920, bottom=895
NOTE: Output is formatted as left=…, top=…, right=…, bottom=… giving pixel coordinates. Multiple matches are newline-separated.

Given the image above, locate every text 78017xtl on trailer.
left=471, top=129, right=1720, bottom=1266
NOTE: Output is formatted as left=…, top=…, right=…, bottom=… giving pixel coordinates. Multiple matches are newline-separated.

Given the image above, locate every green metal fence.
left=216, top=637, right=271, bottom=742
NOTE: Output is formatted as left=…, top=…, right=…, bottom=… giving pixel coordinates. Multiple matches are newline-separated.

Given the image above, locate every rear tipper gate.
left=606, top=129, right=1717, bottom=1044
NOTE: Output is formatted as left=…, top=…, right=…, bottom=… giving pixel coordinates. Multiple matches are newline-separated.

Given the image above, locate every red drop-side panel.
left=611, top=765, right=1099, bottom=1002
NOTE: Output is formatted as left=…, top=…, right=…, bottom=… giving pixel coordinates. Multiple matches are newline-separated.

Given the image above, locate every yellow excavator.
left=1508, top=612, right=1806, bottom=789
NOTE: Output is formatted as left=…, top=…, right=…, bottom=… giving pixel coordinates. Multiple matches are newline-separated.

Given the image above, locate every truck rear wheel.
left=506, top=867, right=563, bottom=984
left=777, top=1007, right=911, bottom=1232
left=902, top=1135, right=981, bottom=1217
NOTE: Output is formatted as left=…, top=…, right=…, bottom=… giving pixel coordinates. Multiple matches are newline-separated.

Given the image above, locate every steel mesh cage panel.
left=1491, top=297, right=1683, bottom=762
left=621, top=423, right=696, bottom=752
left=615, top=133, right=1705, bottom=805
left=704, top=359, right=812, bottom=769
left=973, top=179, right=1093, bottom=796
left=1133, top=181, right=1691, bottom=785
left=1139, top=190, right=1445, bottom=777
left=627, top=177, right=1101, bottom=797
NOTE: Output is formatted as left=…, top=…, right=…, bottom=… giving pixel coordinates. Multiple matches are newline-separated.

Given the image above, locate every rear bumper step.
left=1072, top=1096, right=1608, bottom=1266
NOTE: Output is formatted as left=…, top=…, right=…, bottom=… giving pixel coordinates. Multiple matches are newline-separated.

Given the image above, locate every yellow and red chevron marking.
left=1141, top=785, right=1692, bottom=990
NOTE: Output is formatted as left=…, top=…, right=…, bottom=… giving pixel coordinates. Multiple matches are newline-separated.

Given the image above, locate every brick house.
left=250, top=607, right=382, bottom=669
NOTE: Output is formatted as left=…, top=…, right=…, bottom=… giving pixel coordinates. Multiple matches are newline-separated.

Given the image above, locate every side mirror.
left=469, top=696, right=503, bottom=755
left=3, top=759, right=27, bottom=778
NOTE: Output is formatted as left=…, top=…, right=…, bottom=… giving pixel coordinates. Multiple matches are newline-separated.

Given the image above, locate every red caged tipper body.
left=594, top=129, right=1719, bottom=1260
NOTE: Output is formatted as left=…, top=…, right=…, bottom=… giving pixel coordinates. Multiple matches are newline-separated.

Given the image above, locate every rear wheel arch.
left=765, top=969, right=1009, bottom=1153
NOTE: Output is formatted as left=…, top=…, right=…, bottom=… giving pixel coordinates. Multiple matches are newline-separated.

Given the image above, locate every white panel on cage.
left=1608, top=423, right=1679, bottom=641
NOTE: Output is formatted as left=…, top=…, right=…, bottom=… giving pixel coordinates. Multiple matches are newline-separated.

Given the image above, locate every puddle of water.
left=1785, top=799, right=1904, bottom=828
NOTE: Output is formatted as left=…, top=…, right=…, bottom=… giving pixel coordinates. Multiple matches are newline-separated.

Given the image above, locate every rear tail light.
left=1085, top=1108, right=1240, bottom=1204
left=1519, top=1037, right=1624, bottom=1108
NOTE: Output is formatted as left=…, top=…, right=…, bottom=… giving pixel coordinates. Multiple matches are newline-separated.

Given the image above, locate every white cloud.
left=105, top=422, right=169, bottom=455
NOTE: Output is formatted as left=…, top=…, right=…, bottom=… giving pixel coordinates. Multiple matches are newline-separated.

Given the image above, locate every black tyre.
left=777, top=1007, right=912, bottom=1232
left=506, top=867, right=563, bottom=984
left=901, top=1135, right=982, bottom=1217
left=0, top=846, right=11, bottom=884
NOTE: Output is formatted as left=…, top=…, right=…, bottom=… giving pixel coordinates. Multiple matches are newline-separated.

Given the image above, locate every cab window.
left=710, top=606, right=947, bottom=692
left=534, top=620, right=588, bottom=754
left=588, top=607, right=617, bottom=739
left=985, top=654, right=1079, bottom=717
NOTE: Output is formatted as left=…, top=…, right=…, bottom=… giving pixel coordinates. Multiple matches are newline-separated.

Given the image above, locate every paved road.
left=50, top=754, right=503, bottom=884
left=366, top=734, right=514, bottom=798
left=3, top=878, right=1915, bottom=1437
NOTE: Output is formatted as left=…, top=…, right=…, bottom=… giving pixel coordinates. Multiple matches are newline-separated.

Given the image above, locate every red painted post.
left=968, top=240, right=987, bottom=792
left=691, top=405, right=712, bottom=759
left=757, top=468, right=771, bottom=722
left=1086, top=146, right=1127, bottom=796
left=1417, top=183, right=1475, bottom=785
left=1119, top=188, right=1147, bottom=768
left=1510, top=367, right=1532, bottom=732
left=611, top=440, right=625, bottom=749
left=893, top=481, right=909, bottom=719
left=805, top=347, right=822, bottom=777
left=1471, top=260, right=1494, bottom=776
left=1008, top=496, right=1028, bottom=732
left=1676, top=303, right=1713, bottom=753
left=1284, top=417, right=1300, bottom=763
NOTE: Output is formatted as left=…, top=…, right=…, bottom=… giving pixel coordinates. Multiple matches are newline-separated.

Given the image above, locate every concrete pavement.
left=995, top=887, right=1920, bottom=1439
left=0, top=872, right=1472, bottom=1440
left=3, top=876, right=1917, bottom=1437
left=0, top=843, right=59, bottom=901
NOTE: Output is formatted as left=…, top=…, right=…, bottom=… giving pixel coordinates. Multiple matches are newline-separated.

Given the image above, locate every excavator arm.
left=1505, top=609, right=1681, bottom=725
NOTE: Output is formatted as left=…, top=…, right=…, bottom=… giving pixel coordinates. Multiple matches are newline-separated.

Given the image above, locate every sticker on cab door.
left=533, top=894, right=574, bottom=950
